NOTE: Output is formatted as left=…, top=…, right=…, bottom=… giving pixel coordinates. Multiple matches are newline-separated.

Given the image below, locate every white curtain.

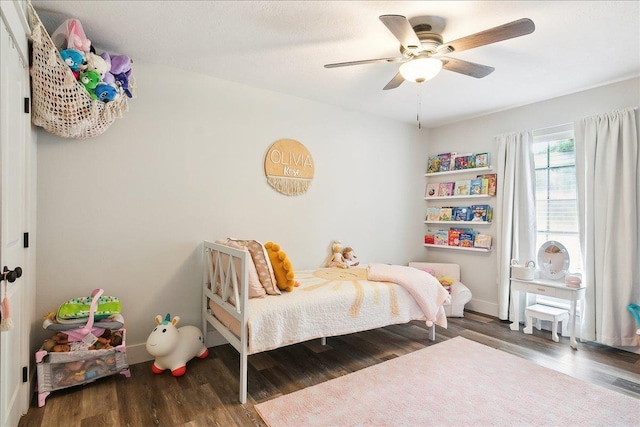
left=575, top=107, right=640, bottom=347
left=495, top=131, right=537, bottom=320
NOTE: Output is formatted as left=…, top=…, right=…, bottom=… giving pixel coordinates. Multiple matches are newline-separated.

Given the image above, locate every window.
left=532, top=124, right=582, bottom=274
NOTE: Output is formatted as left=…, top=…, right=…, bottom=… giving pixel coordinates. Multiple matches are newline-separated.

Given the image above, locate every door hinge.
left=22, top=366, right=28, bottom=383
left=23, top=232, right=29, bottom=248
left=24, top=97, right=30, bottom=114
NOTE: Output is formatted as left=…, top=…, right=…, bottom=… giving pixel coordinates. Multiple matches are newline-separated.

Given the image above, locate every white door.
left=0, top=8, right=31, bottom=427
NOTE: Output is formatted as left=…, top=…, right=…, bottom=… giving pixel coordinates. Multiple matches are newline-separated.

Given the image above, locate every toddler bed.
left=202, top=240, right=450, bottom=403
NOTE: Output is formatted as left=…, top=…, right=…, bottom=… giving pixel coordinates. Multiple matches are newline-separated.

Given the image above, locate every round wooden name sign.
left=264, top=139, right=314, bottom=196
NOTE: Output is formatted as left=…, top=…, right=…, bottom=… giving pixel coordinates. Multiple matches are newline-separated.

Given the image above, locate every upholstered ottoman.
left=409, top=262, right=472, bottom=317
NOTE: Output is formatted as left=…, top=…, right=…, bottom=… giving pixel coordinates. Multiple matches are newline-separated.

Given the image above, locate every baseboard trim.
left=466, top=298, right=498, bottom=318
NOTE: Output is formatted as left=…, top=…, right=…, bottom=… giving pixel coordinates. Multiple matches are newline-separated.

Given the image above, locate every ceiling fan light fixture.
left=399, top=57, right=443, bottom=83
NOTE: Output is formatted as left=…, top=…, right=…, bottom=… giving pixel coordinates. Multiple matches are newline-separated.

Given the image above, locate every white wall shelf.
left=424, top=220, right=491, bottom=226
left=425, top=194, right=492, bottom=200
left=424, top=166, right=493, bottom=177
left=424, top=244, right=491, bottom=252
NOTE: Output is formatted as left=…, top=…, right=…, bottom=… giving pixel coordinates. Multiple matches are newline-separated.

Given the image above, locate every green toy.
left=79, top=70, right=100, bottom=99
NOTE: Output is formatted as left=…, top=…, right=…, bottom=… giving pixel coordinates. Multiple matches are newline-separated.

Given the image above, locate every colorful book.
left=438, top=153, right=452, bottom=172
left=459, top=232, right=475, bottom=248
left=469, top=178, right=483, bottom=195
left=426, top=208, right=440, bottom=221
left=474, top=234, right=492, bottom=248
left=425, top=183, right=439, bottom=198
left=452, top=206, right=472, bottom=221
left=424, top=232, right=435, bottom=245
left=454, top=180, right=471, bottom=196
left=477, top=173, right=497, bottom=196
left=434, top=230, right=448, bottom=245
left=471, top=205, right=490, bottom=222
left=453, top=153, right=471, bottom=170
left=448, top=229, right=462, bottom=246
left=480, top=178, right=489, bottom=195
left=438, top=207, right=453, bottom=222
left=438, top=182, right=455, bottom=197
left=427, top=156, right=441, bottom=174
left=475, top=152, right=490, bottom=168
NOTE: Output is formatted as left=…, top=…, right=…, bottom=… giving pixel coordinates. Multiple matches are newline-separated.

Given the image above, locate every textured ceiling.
left=31, top=1, right=640, bottom=128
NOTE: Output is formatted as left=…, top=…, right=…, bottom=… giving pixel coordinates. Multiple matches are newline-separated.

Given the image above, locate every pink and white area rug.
left=255, top=336, right=639, bottom=426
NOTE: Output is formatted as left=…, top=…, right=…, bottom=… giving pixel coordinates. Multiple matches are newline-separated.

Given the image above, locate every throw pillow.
left=214, top=239, right=266, bottom=299
left=228, top=238, right=280, bottom=295
left=264, top=242, right=296, bottom=292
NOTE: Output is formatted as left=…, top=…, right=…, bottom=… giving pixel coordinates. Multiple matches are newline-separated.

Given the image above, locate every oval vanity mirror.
left=537, top=241, right=570, bottom=280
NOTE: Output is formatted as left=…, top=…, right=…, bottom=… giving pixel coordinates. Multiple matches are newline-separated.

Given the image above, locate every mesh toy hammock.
left=27, top=3, right=135, bottom=139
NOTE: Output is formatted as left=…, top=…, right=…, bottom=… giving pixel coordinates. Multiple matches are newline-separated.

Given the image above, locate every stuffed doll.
left=342, top=247, right=359, bottom=267
left=326, top=241, right=347, bottom=268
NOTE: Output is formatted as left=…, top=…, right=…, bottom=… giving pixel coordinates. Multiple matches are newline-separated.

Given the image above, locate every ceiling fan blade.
left=383, top=72, right=405, bottom=90
left=441, top=57, right=494, bottom=78
left=441, top=18, right=535, bottom=53
left=324, top=57, right=404, bottom=68
left=379, top=15, right=422, bottom=52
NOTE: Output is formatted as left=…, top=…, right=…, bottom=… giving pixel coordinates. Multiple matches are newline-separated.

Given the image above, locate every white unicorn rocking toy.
left=145, top=313, right=209, bottom=376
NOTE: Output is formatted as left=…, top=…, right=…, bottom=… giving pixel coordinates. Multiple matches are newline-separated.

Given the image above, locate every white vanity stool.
left=524, top=304, right=569, bottom=342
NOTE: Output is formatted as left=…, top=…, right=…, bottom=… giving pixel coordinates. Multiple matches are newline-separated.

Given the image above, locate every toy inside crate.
left=36, top=288, right=129, bottom=407
left=35, top=329, right=130, bottom=407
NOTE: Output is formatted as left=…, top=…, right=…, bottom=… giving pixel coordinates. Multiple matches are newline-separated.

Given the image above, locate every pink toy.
left=50, top=19, right=91, bottom=53
left=145, top=313, right=208, bottom=376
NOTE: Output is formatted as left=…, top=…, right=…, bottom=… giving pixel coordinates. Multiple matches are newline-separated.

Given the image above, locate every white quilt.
left=211, top=267, right=448, bottom=354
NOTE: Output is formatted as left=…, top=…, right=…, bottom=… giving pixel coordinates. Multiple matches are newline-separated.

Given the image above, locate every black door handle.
left=3, top=266, right=23, bottom=283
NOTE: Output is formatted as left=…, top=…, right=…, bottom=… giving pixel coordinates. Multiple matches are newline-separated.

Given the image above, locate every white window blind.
left=532, top=124, right=582, bottom=274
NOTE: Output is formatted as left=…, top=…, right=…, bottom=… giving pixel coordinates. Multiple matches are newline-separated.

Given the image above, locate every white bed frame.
left=202, top=240, right=436, bottom=404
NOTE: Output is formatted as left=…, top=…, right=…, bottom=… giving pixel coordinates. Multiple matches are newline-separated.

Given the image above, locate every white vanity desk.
left=510, top=277, right=586, bottom=349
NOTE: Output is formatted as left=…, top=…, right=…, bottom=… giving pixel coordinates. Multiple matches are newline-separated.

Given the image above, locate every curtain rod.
left=534, top=107, right=638, bottom=135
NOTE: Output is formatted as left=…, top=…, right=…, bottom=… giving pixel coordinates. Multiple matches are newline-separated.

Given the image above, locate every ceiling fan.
left=324, top=15, right=535, bottom=90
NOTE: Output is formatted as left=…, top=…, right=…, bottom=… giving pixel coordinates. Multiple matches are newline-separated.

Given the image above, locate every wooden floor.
left=19, top=311, right=640, bottom=427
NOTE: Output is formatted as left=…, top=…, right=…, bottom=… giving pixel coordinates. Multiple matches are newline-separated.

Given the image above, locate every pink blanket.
left=367, top=263, right=450, bottom=328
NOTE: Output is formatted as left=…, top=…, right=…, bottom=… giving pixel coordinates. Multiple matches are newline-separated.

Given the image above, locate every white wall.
left=35, top=63, right=427, bottom=362
left=424, top=77, right=640, bottom=316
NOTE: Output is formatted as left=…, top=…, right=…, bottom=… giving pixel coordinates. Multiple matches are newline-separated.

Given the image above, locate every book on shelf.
left=477, top=173, right=497, bottom=196
left=424, top=231, right=435, bottom=245
left=471, top=204, right=491, bottom=222
left=448, top=228, right=461, bottom=246
left=448, top=227, right=475, bottom=247
left=474, top=234, right=492, bottom=249
left=425, top=183, right=439, bottom=197
left=438, top=182, right=455, bottom=197
left=453, top=153, right=475, bottom=170
left=454, top=180, right=471, bottom=196
left=434, top=230, right=448, bottom=245
left=452, top=206, right=472, bottom=221
left=475, top=152, right=490, bottom=168
left=426, top=207, right=440, bottom=221
left=480, top=177, right=489, bottom=195
left=459, top=232, right=475, bottom=248
left=427, top=156, right=441, bottom=174
left=438, top=207, right=453, bottom=222
left=438, top=153, right=453, bottom=172
left=469, top=178, right=483, bottom=195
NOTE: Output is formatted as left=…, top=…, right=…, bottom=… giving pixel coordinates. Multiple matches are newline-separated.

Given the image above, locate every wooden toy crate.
left=35, top=329, right=130, bottom=407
